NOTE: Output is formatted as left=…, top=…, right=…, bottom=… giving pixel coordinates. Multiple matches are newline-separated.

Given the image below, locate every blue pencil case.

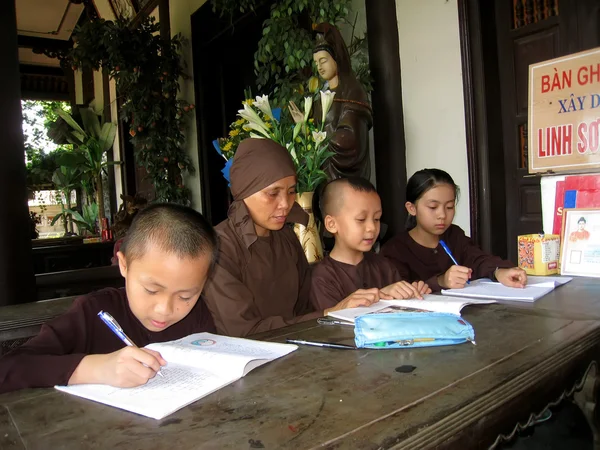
left=354, top=312, right=475, bottom=349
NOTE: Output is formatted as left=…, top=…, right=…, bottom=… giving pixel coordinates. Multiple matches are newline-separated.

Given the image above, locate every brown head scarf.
left=228, top=139, right=308, bottom=244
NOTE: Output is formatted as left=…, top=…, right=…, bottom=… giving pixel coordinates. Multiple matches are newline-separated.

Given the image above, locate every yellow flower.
left=264, top=114, right=271, bottom=122
left=309, top=118, right=314, bottom=123
left=235, top=118, right=245, bottom=126
left=243, top=99, right=254, bottom=106
left=243, top=125, right=252, bottom=132
left=223, top=142, right=233, bottom=151
left=265, top=122, right=272, bottom=129
left=229, top=129, right=240, bottom=137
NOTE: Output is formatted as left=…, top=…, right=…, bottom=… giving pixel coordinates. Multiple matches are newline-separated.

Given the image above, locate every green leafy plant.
left=253, top=0, right=351, bottom=107
left=51, top=203, right=99, bottom=236
left=68, top=17, right=194, bottom=205
left=54, top=107, right=118, bottom=221
left=71, top=203, right=100, bottom=235
left=210, top=0, right=356, bottom=107
left=51, top=166, right=82, bottom=235
left=22, top=100, right=74, bottom=192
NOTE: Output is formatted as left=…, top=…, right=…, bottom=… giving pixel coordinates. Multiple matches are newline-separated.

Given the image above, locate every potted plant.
left=53, top=107, right=118, bottom=225
left=50, top=165, right=82, bottom=235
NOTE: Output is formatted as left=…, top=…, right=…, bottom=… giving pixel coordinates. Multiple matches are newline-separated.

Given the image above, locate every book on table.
left=326, top=294, right=496, bottom=323
left=55, top=333, right=297, bottom=420
left=441, top=276, right=573, bottom=302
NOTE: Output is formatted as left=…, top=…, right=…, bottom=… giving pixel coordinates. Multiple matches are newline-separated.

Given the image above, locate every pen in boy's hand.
left=98, top=311, right=165, bottom=377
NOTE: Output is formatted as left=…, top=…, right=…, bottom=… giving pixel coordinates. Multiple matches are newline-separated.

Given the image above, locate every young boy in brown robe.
left=310, top=177, right=431, bottom=311
left=0, top=204, right=217, bottom=394
left=381, top=168, right=526, bottom=291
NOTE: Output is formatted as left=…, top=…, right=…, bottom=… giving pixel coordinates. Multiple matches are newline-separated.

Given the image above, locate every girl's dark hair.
left=405, top=169, right=460, bottom=230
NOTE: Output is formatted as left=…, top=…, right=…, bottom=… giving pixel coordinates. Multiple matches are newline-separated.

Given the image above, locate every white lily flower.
left=238, top=103, right=266, bottom=127
left=245, top=121, right=271, bottom=139
left=292, top=122, right=302, bottom=140
left=320, top=90, right=336, bottom=124
left=254, top=94, right=273, bottom=120
left=238, top=104, right=270, bottom=137
left=287, top=143, right=299, bottom=164
left=249, top=133, right=265, bottom=139
left=312, top=130, right=327, bottom=145
left=303, top=96, right=313, bottom=123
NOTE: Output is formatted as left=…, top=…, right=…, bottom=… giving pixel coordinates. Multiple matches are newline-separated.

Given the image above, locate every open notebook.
left=55, top=333, right=296, bottom=420
left=327, top=295, right=496, bottom=323
left=441, top=276, right=573, bottom=302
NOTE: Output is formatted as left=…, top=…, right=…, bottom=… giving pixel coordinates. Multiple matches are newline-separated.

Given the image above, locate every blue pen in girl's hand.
left=98, top=311, right=164, bottom=377
left=439, top=240, right=470, bottom=284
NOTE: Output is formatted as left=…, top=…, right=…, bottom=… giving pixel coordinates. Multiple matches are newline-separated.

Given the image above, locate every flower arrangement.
left=213, top=89, right=335, bottom=194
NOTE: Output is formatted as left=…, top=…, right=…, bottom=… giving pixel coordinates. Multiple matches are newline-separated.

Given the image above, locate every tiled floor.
left=498, top=402, right=593, bottom=449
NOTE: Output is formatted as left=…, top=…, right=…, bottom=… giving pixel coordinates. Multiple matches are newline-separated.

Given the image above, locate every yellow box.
left=517, top=234, right=561, bottom=275
left=83, top=237, right=102, bottom=244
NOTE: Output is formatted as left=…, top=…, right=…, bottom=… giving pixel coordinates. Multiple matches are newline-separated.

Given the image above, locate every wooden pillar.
left=159, top=0, right=171, bottom=39
left=0, top=0, right=36, bottom=305
left=366, top=0, right=408, bottom=241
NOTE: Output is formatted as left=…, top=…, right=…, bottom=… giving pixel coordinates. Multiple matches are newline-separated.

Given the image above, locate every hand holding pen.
left=98, top=311, right=166, bottom=384
left=438, top=240, right=472, bottom=289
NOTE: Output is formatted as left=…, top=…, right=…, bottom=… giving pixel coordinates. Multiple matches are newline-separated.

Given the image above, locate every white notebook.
left=327, top=294, right=496, bottom=323
left=441, top=276, right=573, bottom=302
left=55, top=333, right=297, bottom=420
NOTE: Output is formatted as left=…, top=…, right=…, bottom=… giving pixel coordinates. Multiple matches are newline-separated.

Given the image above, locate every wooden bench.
left=35, top=265, right=124, bottom=300
left=0, top=296, right=76, bottom=356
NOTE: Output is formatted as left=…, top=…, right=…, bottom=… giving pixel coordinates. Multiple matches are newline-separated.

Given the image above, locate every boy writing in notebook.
left=0, top=204, right=217, bottom=393
left=310, top=177, right=431, bottom=311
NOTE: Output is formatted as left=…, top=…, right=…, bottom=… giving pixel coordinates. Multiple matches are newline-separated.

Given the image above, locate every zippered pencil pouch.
left=354, top=312, right=475, bottom=349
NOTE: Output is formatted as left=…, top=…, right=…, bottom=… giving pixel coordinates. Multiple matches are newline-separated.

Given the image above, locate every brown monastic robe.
left=0, top=288, right=216, bottom=393
left=202, top=139, right=322, bottom=337
left=381, top=224, right=515, bottom=292
left=310, top=252, right=402, bottom=311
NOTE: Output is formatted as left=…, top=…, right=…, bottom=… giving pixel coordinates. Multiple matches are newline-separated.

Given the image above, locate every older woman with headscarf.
left=202, top=138, right=374, bottom=337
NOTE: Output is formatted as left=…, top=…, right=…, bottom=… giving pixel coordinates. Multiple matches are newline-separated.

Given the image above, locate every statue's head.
left=313, top=23, right=352, bottom=89
left=313, top=49, right=338, bottom=83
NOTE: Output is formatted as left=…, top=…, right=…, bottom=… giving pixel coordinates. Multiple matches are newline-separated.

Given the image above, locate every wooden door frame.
left=457, top=0, right=502, bottom=254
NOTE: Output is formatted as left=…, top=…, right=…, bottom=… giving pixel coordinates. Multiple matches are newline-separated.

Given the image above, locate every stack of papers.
left=327, top=295, right=495, bottom=323
left=441, top=276, right=572, bottom=303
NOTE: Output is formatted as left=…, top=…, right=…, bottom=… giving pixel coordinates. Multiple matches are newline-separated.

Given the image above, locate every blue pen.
left=98, top=311, right=164, bottom=377
left=439, top=240, right=470, bottom=284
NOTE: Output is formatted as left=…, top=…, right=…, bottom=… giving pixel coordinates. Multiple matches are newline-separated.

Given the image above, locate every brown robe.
left=202, top=201, right=321, bottom=337
left=381, top=224, right=515, bottom=292
left=0, top=287, right=216, bottom=393
left=310, top=252, right=402, bottom=311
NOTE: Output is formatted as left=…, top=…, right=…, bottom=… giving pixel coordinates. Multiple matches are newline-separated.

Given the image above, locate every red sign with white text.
left=529, top=47, right=600, bottom=173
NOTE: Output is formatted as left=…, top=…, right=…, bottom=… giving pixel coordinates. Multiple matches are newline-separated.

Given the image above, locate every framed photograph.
left=560, top=208, right=600, bottom=277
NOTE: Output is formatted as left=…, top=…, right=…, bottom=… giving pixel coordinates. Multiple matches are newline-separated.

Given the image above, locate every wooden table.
left=1, top=279, right=600, bottom=449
